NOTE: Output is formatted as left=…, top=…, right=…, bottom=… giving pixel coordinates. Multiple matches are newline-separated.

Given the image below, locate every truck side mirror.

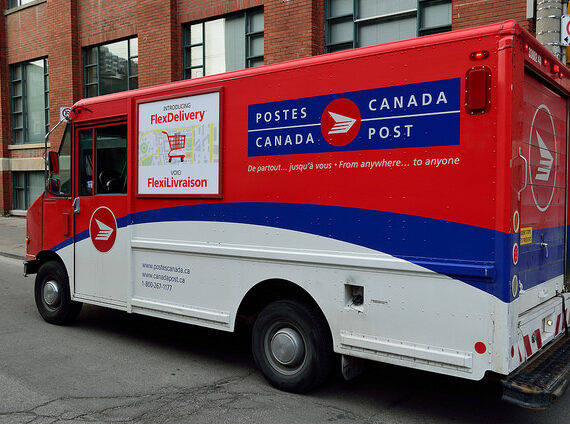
left=47, top=178, right=61, bottom=194
left=48, top=151, right=60, bottom=174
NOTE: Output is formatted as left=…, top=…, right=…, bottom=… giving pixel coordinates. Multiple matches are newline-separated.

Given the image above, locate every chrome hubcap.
left=43, top=280, right=61, bottom=307
left=270, top=328, right=305, bottom=367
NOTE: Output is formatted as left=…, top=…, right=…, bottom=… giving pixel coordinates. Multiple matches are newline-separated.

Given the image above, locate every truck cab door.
left=73, top=122, right=129, bottom=306
left=42, top=124, right=74, bottom=269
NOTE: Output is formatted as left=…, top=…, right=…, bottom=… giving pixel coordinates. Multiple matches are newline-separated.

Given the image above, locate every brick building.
left=0, top=0, right=539, bottom=215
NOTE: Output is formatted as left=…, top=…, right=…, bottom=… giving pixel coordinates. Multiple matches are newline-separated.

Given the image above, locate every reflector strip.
left=534, top=329, right=543, bottom=349
left=524, top=335, right=532, bottom=357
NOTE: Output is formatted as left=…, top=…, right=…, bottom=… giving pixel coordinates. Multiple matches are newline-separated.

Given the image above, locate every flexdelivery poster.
left=138, top=91, right=221, bottom=196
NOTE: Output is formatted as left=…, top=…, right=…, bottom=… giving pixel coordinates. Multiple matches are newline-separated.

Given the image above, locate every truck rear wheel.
left=252, top=299, right=333, bottom=393
left=35, top=261, right=82, bottom=325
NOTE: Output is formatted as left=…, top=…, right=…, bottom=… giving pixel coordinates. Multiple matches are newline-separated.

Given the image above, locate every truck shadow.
left=73, top=305, right=562, bottom=423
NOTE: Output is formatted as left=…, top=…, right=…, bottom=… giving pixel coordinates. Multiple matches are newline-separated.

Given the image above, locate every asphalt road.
left=1, top=254, right=569, bottom=423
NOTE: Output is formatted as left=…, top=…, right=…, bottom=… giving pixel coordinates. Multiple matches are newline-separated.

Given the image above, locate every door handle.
left=541, top=242, right=549, bottom=258
left=72, top=197, right=80, bottom=214
left=517, top=147, right=528, bottom=201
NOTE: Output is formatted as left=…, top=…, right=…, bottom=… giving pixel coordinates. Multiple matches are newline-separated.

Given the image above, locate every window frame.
left=8, top=0, right=39, bottom=8
left=48, top=123, right=73, bottom=198
left=10, top=58, right=49, bottom=145
left=76, top=121, right=128, bottom=197
left=12, top=172, right=26, bottom=210
left=325, top=0, right=452, bottom=53
left=12, top=171, right=44, bottom=210
left=83, top=38, right=138, bottom=98
left=246, top=10, right=264, bottom=68
left=182, top=8, right=264, bottom=79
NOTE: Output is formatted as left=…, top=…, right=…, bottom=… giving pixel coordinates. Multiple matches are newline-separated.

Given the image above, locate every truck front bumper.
left=23, top=259, right=40, bottom=276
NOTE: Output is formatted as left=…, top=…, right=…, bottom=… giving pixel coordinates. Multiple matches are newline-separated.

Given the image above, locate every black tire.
left=34, top=261, right=82, bottom=325
left=252, top=299, right=334, bottom=393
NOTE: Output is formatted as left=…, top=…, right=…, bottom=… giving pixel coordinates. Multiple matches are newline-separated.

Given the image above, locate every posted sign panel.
left=138, top=91, right=221, bottom=196
left=247, top=79, right=460, bottom=157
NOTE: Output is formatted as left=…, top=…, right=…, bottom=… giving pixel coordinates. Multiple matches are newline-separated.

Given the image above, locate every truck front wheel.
left=252, top=299, right=333, bottom=393
left=34, top=261, right=82, bottom=325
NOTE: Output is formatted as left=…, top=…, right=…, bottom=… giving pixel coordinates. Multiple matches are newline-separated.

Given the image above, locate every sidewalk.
left=0, top=216, right=26, bottom=260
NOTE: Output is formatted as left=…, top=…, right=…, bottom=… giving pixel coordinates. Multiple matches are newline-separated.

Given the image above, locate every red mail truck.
left=25, top=21, right=570, bottom=408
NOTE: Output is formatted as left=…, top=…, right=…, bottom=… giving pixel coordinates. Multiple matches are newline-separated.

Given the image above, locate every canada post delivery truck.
left=24, top=21, right=570, bottom=408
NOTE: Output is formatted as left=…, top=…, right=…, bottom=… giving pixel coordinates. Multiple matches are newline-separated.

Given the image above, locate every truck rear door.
left=518, top=72, right=567, bottom=313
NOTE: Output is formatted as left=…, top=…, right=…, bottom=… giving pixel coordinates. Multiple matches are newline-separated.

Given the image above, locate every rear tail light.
left=465, top=66, right=492, bottom=114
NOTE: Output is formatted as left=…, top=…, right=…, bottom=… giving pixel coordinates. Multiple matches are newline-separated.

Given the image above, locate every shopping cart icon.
left=162, top=131, right=186, bottom=162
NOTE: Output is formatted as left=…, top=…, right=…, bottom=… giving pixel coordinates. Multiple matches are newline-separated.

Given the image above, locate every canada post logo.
left=321, top=98, right=361, bottom=146
left=528, top=104, right=557, bottom=212
left=247, top=78, right=461, bottom=157
left=89, top=207, right=117, bottom=253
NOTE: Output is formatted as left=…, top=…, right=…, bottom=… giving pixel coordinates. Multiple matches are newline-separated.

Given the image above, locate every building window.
left=13, top=171, right=44, bottom=210
left=10, top=58, right=49, bottom=145
left=183, top=9, right=264, bottom=79
left=84, top=38, right=138, bottom=98
left=8, top=0, right=37, bottom=8
left=325, top=0, right=452, bottom=53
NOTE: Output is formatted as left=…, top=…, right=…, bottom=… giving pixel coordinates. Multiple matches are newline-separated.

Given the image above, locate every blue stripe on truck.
left=53, top=202, right=564, bottom=303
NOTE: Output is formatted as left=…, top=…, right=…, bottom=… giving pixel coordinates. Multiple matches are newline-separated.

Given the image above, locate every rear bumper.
left=502, top=328, right=570, bottom=409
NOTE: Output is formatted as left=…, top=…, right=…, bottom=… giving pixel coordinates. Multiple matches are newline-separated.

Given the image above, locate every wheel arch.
left=26, top=249, right=67, bottom=276
left=38, top=250, right=67, bottom=270
left=236, top=278, right=332, bottom=336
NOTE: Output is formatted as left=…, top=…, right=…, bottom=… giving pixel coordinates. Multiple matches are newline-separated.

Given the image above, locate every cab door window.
left=78, top=123, right=127, bottom=196
left=78, top=129, right=93, bottom=196
left=95, top=125, right=127, bottom=194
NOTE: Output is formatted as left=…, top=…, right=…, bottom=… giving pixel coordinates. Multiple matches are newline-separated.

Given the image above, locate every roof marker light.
left=470, top=50, right=489, bottom=60
left=542, top=58, right=549, bottom=67
left=524, top=43, right=529, bottom=52
left=551, top=63, right=560, bottom=74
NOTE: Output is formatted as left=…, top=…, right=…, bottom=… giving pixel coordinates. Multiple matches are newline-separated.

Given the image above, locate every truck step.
left=502, top=334, right=570, bottom=409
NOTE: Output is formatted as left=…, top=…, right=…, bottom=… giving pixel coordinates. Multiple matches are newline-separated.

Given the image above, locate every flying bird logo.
left=94, top=219, right=114, bottom=241
left=327, top=112, right=357, bottom=134
left=534, top=130, right=553, bottom=182
left=89, top=207, right=117, bottom=252
left=321, top=98, right=361, bottom=147
left=528, top=104, right=557, bottom=213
